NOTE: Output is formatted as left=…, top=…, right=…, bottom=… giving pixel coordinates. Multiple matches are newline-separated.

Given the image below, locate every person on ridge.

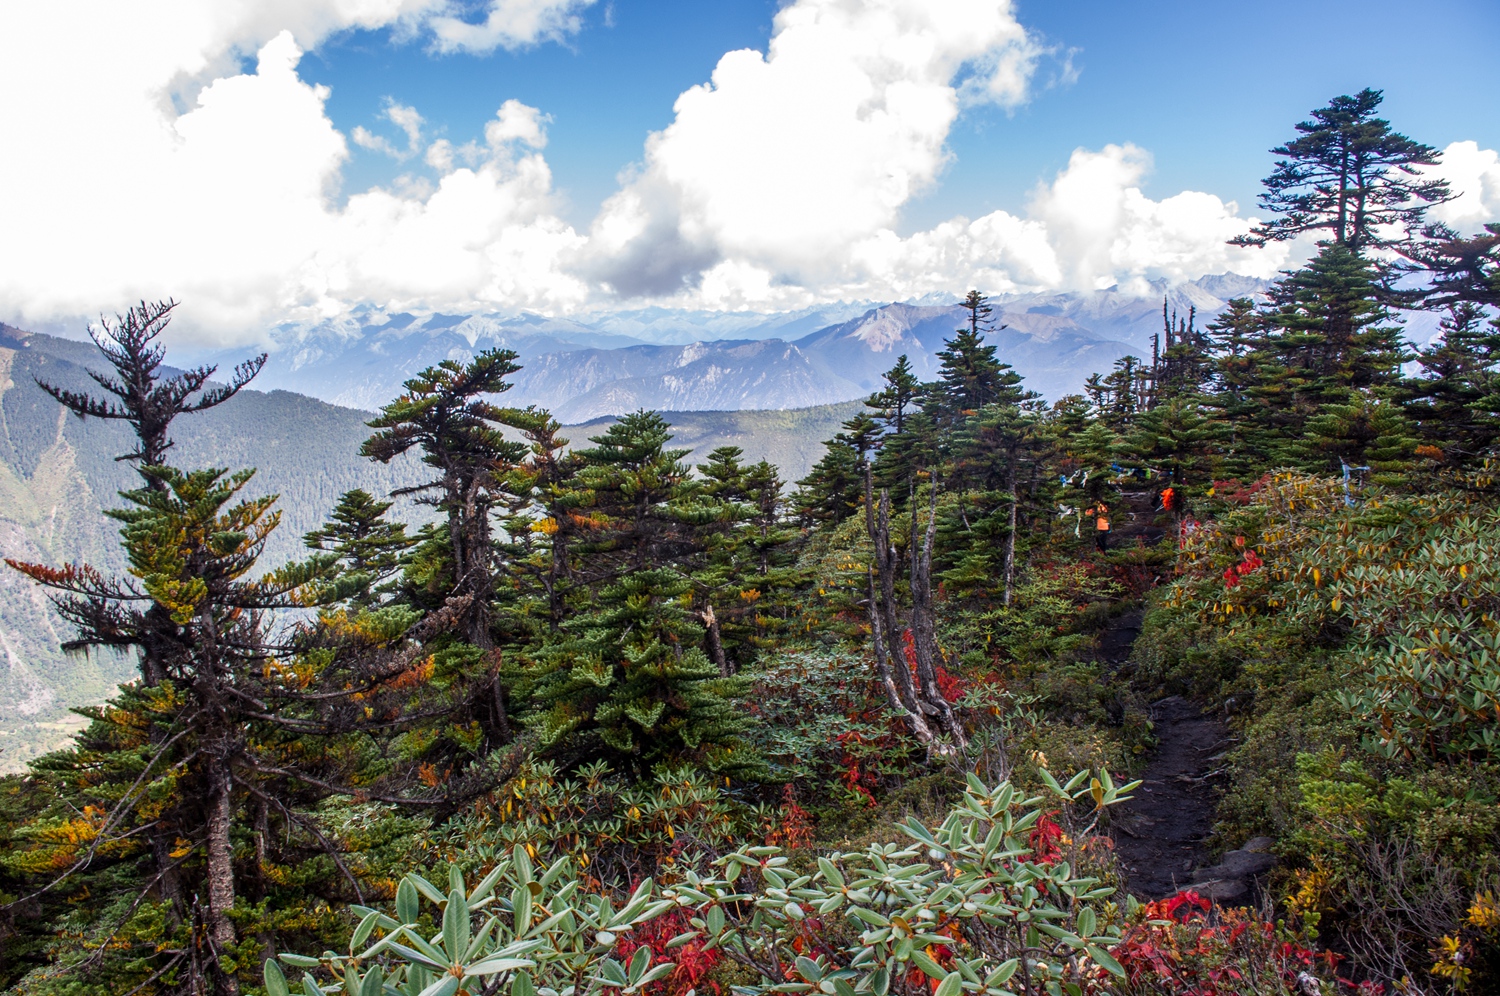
left=1083, top=500, right=1111, bottom=552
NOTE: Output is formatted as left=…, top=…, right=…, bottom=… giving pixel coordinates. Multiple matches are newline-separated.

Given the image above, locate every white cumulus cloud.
left=585, top=0, right=1050, bottom=297
left=682, top=143, right=1299, bottom=312
left=353, top=100, right=426, bottom=158
left=0, top=2, right=591, bottom=341
left=424, top=0, right=597, bottom=54
left=1426, top=140, right=1500, bottom=232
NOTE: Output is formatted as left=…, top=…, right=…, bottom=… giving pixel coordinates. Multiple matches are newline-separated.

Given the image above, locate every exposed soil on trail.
left=1110, top=696, right=1231, bottom=898
left=1084, top=491, right=1271, bottom=900
left=1096, top=608, right=1143, bottom=665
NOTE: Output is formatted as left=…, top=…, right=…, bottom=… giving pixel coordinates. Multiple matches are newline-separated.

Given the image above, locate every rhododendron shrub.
left=280, top=773, right=1139, bottom=996
left=1108, top=891, right=1372, bottom=995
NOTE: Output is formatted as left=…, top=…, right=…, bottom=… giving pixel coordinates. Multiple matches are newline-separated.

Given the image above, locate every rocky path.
left=1109, top=695, right=1229, bottom=897
left=1089, top=507, right=1276, bottom=903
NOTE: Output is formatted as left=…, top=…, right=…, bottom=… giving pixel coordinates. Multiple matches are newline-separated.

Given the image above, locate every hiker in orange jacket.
left=1083, top=501, right=1111, bottom=552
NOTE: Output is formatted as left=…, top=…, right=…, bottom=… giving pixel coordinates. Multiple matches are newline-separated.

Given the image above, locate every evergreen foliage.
left=303, top=488, right=416, bottom=606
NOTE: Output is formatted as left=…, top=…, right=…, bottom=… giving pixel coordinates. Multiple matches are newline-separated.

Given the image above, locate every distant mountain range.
left=181, top=275, right=1271, bottom=419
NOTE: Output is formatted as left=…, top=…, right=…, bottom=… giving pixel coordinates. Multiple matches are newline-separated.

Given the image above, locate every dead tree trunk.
left=909, top=483, right=966, bottom=749
left=862, top=465, right=935, bottom=747
left=865, top=568, right=936, bottom=745
left=865, top=472, right=925, bottom=712
left=700, top=602, right=730, bottom=676
left=875, top=491, right=914, bottom=691
left=1002, top=463, right=1019, bottom=608
left=204, top=756, right=240, bottom=994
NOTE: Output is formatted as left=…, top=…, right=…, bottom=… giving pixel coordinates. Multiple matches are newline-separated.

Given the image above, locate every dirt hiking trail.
left=1091, top=496, right=1276, bottom=900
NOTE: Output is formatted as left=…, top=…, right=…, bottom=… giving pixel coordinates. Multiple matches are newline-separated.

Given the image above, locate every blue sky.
left=307, top=0, right=1500, bottom=232
left=1, top=0, right=1497, bottom=341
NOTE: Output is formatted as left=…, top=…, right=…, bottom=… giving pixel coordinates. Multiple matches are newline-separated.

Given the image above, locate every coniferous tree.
left=1153, top=303, right=1213, bottom=403
left=794, top=437, right=863, bottom=526
left=1231, top=88, right=1450, bottom=254
left=362, top=350, right=526, bottom=654
left=1085, top=356, right=1148, bottom=430
left=679, top=446, right=758, bottom=675
left=494, top=406, right=587, bottom=634
left=1408, top=222, right=1500, bottom=311
left=948, top=383, right=1043, bottom=605
left=1240, top=245, right=1412, bottom=470
left=866, top=353, right=921, bottom=435
left=35, top=299, right=265, bottom=482
left=1202, top=298, right=1274, bottom=477
left=570, top=411, right=693, bottom=577
left=304, top=489, right=416, bottom=606
left=1406, top=302, right=1500, bottom=462
left=1120, top=397, right=1225, bottom=490
left=8, top=465, right=344, bottom=992
left=934, top=291, right=1007, bottom=413
left=510, top=566, right=759, bottom=777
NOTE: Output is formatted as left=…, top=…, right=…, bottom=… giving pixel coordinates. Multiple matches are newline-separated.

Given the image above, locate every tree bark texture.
left=701, top=603, right=730, bottom=676
left=909, top=484, right=966, bottom=748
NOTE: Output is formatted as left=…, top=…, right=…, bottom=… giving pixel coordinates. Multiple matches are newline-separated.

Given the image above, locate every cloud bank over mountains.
left=0, top=0, right=1496, bottom=344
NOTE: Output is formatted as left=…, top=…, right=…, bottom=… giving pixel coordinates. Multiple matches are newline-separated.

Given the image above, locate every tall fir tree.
left=362, top=350, right=526, bottom=653
left=934, top=291, right=1008, bottom=413
left=509, top=565, right=761, bottom=779
left=1231, top=88, right=1450, bottom=254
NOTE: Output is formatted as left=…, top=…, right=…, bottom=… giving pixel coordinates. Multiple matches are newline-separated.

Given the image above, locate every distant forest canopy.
left=2, top=87, right=1499, bottom=996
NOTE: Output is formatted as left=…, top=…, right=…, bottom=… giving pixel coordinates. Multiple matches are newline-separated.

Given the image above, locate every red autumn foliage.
left=1106, top=892, right=1379, bottom=995
left=1211, top=475, right=1275, bottom=507
left=1028, top=811, right=1065, bottom=865
left=614, top=905, right=722, bottom=996
left=1223, top=549, right=1264, bottom=590
left=766, top=784, right=816, bottom=849
left=901, top=629, right=967, bottom=702
left=834, top=728, right=883, bottom=806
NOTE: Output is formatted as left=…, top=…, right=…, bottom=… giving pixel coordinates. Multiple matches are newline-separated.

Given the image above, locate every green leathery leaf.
left=444, top=887, right=469, bottom=958
left=397, top=878, right=421, bottom=925
left=464, top=957, right=534, bottom=977
left=409, top=874, right=447, bottom=905
left=911, top=950, right=946, bottom=981
left=471, top=862, right=508, bottom=904
left=263, top=960, right=291, bottom=996
left=512, top=883, right=533, bottom=933
left=1086, top=944, right=1125, bottom=978
left=352, top=910, right=382, bottom=951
